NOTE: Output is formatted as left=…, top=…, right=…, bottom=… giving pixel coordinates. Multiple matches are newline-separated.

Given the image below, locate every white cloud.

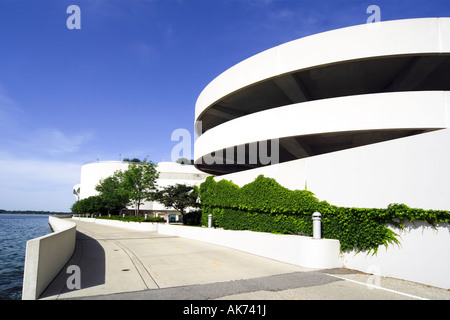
left=0, top=154, right=80, bottom=188
left=0, top=127, right=92, bottom=210
left=26, top=128, right=94, bottom=155
left=0, top=86, right=93, bottom=211
left=0, top=86, right=94, bottom=157
left=0, top=126, right=94, bottom=160
left=0, top=152, right=82, bottom=211
left=128, top=41, right=155, bottom=64
left=0, top=85, right=26, bottom=130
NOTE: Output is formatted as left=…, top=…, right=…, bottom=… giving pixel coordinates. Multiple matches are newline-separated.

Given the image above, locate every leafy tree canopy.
left=114, top=160, right=159, bottom=216
left=154, top=184, right=199, bottom=223
left=95, top=176, right=130, bottom=214
left=72, top=159, right=159, bottom=216
left=123, top=158, right=141, bottom=163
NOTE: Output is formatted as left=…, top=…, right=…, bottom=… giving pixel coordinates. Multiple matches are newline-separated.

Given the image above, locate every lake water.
left=0, top=214, right=52, bottom=300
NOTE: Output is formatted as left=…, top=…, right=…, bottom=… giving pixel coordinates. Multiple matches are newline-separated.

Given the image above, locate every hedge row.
left=199, top=175, right=450, bottom=252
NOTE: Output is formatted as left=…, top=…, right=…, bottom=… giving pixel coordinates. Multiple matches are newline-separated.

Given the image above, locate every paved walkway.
left=40, top=219, right=450, bottom=300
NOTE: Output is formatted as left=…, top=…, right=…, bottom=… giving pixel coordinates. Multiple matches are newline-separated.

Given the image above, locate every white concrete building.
left=194, top=18, right=450, bottom=211
left=73, top=161, right=209, bottom=219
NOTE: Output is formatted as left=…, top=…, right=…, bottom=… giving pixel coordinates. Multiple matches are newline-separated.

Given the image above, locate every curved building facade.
left=194, top=18, right=450, bottom=210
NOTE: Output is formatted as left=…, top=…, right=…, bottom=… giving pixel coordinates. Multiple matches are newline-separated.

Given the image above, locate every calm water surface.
left=0, top=214, right=52, bottom=300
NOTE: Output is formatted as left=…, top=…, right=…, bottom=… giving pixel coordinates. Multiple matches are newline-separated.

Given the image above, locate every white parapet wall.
left=155, top=222, right=450, bottom=289
left=157, top=223, right=450, bottom=288
left=72, top=216, right=160, bottom=231
left=73, top=217, right=341, bottom=269
left=22, top=216, right=77, bottom=300
left=341, top=221, right=450, bottom=290
left=158, top=224, right=342, bottom=269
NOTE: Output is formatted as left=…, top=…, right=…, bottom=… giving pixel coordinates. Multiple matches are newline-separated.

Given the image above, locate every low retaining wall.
left=157, top=223, right=450, bottom=289
left=341, top=221, right=450, bottom=289
left=158, top=224, right=342, bottom=269
left=74, top=217, right=341, bottom=269
left=72, top=216, right=159, bottom=231
left=22, top=216, right=76, bottom=300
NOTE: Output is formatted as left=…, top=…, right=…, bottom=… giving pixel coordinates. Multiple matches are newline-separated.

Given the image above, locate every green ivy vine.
left=199, top=175, right=450, bottom=253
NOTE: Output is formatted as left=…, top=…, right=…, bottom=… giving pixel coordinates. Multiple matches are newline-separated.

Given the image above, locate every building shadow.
left=39, top=231, right=106, bottom=299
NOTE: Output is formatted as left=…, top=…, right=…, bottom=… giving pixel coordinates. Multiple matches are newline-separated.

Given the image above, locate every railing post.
left=313, top=212, right=322, bottom=239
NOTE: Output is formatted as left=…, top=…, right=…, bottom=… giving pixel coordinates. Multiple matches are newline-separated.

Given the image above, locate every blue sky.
left=0, top=0, right=449, bottom=212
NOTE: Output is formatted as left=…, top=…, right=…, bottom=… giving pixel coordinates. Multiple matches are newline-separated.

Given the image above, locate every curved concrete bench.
left=22, top=216, right=76, bottom=300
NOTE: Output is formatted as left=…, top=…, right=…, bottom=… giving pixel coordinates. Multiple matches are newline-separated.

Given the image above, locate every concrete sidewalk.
left=40, top=219, right=450, bottom=300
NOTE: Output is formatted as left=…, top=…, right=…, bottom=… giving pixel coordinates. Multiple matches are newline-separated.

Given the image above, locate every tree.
left=72, top=159, right=159, bottom=217
left=95, top=176, right=130, bottom=215
left=123, top=158, right=141, bottom=163
left=115, top=160, right=159, bottom=216
left=154, top=184, right=199, bottom=224
left=70, top=201, right=82, bottom=214
left=71, top=196, right=106, bottom=215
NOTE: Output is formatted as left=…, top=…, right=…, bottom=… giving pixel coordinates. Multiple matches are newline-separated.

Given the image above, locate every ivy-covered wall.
left=199, top=175, right=450, bottom=252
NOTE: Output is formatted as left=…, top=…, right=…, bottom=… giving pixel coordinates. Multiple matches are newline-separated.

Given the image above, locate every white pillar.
left=313, top=212, right=322, bottom=239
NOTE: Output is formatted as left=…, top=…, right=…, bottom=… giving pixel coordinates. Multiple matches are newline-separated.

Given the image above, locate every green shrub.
left=199, top=175, right=450, bottom=253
